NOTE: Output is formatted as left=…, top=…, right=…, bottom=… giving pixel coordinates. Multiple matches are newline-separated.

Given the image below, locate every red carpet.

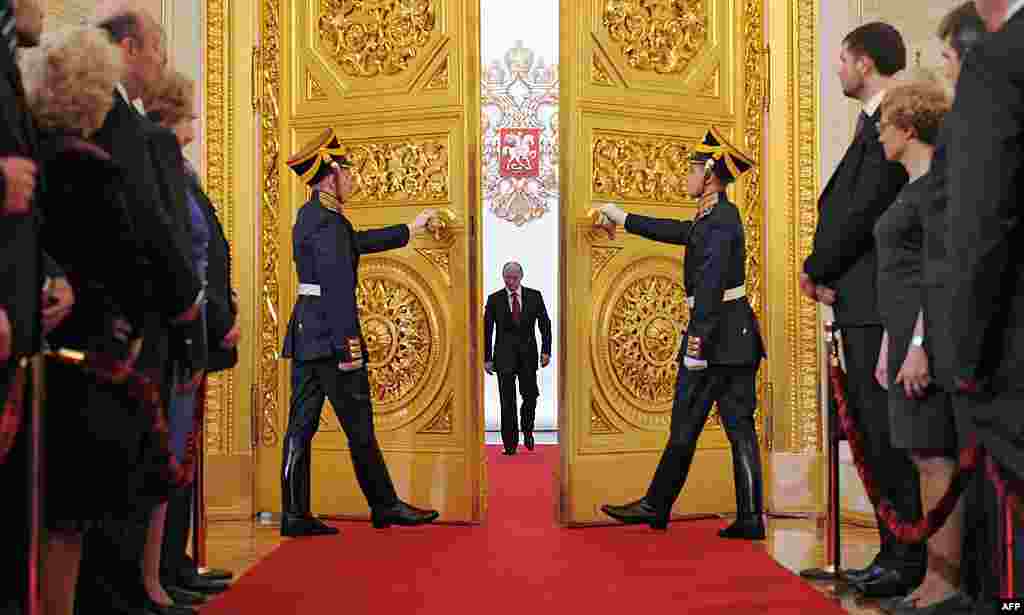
left=202, top=446, right=845, bottom=614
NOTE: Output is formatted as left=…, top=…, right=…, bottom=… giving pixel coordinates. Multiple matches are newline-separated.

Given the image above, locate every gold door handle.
left=426, top=208, right=459, bottom=243
left=586, top=208, right=617, bottom=241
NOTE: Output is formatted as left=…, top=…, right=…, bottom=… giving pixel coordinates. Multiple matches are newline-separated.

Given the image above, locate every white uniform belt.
left=298, top=283, right=321, bottom=297
left=686, top=285, right=745, bottom=308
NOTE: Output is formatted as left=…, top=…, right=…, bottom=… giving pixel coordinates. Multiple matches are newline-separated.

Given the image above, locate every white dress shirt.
left=863, top=89, right=886, bottom=117
left=506, top=287, right=522, bottom=314
left=115, top=82, right=147, bottom=115
left=1009, top=0, right=1024, bottom=23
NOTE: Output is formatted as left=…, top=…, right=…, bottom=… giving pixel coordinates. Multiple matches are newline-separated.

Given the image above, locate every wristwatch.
left=910, top=335, right=924, bottom=347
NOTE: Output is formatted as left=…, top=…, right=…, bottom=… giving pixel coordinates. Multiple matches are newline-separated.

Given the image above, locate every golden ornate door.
left=559, top=0, right=768, bottom=524
left=254, top=0, right=484, bottom=522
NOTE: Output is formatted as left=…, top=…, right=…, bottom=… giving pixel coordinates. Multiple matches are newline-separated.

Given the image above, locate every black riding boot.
left=280, top=436, right=338, bottom=537
left=719, top=421, right=765, bottom=540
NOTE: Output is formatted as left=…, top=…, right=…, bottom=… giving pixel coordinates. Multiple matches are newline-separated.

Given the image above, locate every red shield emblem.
left=499, top=128, right=541, bottom=178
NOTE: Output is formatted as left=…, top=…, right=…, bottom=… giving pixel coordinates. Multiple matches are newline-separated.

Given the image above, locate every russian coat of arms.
left=482, top=41, right=558, bottom=226
left=499, top=128, right=541, bottom=178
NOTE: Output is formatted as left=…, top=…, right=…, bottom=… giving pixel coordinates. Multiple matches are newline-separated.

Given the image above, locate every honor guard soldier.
left=280, top=128, right=440, bottom=537
left=597, top=128, right=767, bottom=539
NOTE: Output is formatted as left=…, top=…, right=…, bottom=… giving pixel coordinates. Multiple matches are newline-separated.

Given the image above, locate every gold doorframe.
left=200, top=0, right=824, bottom=523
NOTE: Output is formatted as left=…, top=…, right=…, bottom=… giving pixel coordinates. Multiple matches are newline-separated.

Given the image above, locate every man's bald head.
left=95, top=3, right=166, bottom=101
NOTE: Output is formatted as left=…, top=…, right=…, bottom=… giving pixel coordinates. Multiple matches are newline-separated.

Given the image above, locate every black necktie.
left=0, top=3, right=16, bottom=59
left=855, top=111, right=868, bottom=139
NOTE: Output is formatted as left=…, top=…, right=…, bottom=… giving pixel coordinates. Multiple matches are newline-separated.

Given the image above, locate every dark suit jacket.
left=146, top=126, right=205, bottom=373
left=281, top=192, right=410, bottom=362
left=483, top=286, right=552, bottom=372
left=946, top=10, right=1024, bottom=476
left=626, top=194, right=764, bottom=366
left=91, top=93, right=200, bottom=374
left=188, top=170, right=237, bottom=373
left=0, top=42, right=42, bottom=365
left=804, top=108, right=908, bottom=324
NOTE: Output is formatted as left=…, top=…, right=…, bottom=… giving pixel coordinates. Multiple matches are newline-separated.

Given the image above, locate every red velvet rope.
left=827, top=359, right=1022, bottom=544
left=0, top=365, right=26, bottom=466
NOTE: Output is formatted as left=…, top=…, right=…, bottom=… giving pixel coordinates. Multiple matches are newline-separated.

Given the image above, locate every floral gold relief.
left=592, top=259, right=686, bottom=430
left=591, top=246, right=622, bottom=281
left=355, top=259, right=447, bottom=431
left=204, top=0, right=236, bottom=455
left=345, top=139, right=449, bottom=205
left=590, top=400, right=621, bottom=434
left=592, top=51, right=615, bottom=86
left=317, top=0, right=437, bottom=78
left=425, top=58, right=449, bottom=90
left=258, top=0, right=283, bottom=448
left=592, top=135, right=693, bottom=204
left=419, top=393, right=454, bottom=434
left=415, top=248, right=452, bottom=286
left=602, top=0, right=709, bottom=75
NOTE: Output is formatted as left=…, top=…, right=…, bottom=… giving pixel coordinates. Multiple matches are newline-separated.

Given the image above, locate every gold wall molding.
left=740, top=0, right=767, bottom=437
left=419, top=393, right=455, bottom=434
left=345, top=138, right=450, bottom=205
left=699, top=66, right=719, bottom=96
left=425, top=58, right=449, bottom=90
left=415, top=248, right=452, bottom=286
left=203, top=0, right=236, bottom=455
left=591, top=246, right=622, bottom=280
left=592, top=133, right=694, bottom=204
left=789, top=0, right=820, bottom=453
left=257, top=0, right=283, bottom=449
left=317, top=0, right=437, bottom=78
left=602, top=0, right=710, bottom=75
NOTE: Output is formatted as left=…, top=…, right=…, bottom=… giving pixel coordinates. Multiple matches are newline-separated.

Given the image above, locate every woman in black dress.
left=874, top=81, right=967, bottom=612
left=21, top=26, right=194, bottom=615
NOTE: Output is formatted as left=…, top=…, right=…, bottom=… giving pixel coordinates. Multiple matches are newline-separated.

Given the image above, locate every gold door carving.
left=254, top=0, right=483, bottom=522
left=560, top=0, right=766, bottom=524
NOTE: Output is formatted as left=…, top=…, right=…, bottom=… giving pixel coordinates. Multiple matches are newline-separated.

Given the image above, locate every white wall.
left=481, top=0, right=559, bottom=431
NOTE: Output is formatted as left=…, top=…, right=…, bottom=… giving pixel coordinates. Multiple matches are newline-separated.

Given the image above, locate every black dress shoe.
left=717, top=516, right=766, bottom=540
left=280, top=513, right=340, bottom=537
left=196, top=567, right=233, bottom=582
left=524, top=433, right=535, bottom=451
left=371, top=500, right=440, bottom=528
left=855, top=568, right=922, bottom=598
left=840, top=563, right=885, bottom=585
left=600, top=498, right=668, bottom=530
left=502, top=449, right=516, bottom=455
left=165, top=586, right=206, bottom=606
left=176, top=574, right=230, bottom=595
left=143, top=597, right=196, bottom=615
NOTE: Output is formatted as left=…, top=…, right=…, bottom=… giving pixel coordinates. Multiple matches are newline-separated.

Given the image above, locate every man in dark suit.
left=74, top=8, right=205, bottom=615
left=0, top=3, right=39, bottom=613
left=483, top=263, right=552, bottom=455
left=597, top=129, right=766, bottom=539
left=945, top=2, right=1024, bottom=610
left=279, top=128, right=439, bottom=537
left=799, top=22, right=925, bottom=597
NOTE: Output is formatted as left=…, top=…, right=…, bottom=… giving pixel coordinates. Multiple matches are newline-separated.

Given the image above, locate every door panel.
left=255, top=0, right=484, bottom=522
left=559, top=0, right=767, bottom=524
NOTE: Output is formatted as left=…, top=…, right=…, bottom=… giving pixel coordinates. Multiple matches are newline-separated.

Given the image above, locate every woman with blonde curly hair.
left=20, top=26, right=188, bottom=615
left=873, top=81, right=971, bottom=613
